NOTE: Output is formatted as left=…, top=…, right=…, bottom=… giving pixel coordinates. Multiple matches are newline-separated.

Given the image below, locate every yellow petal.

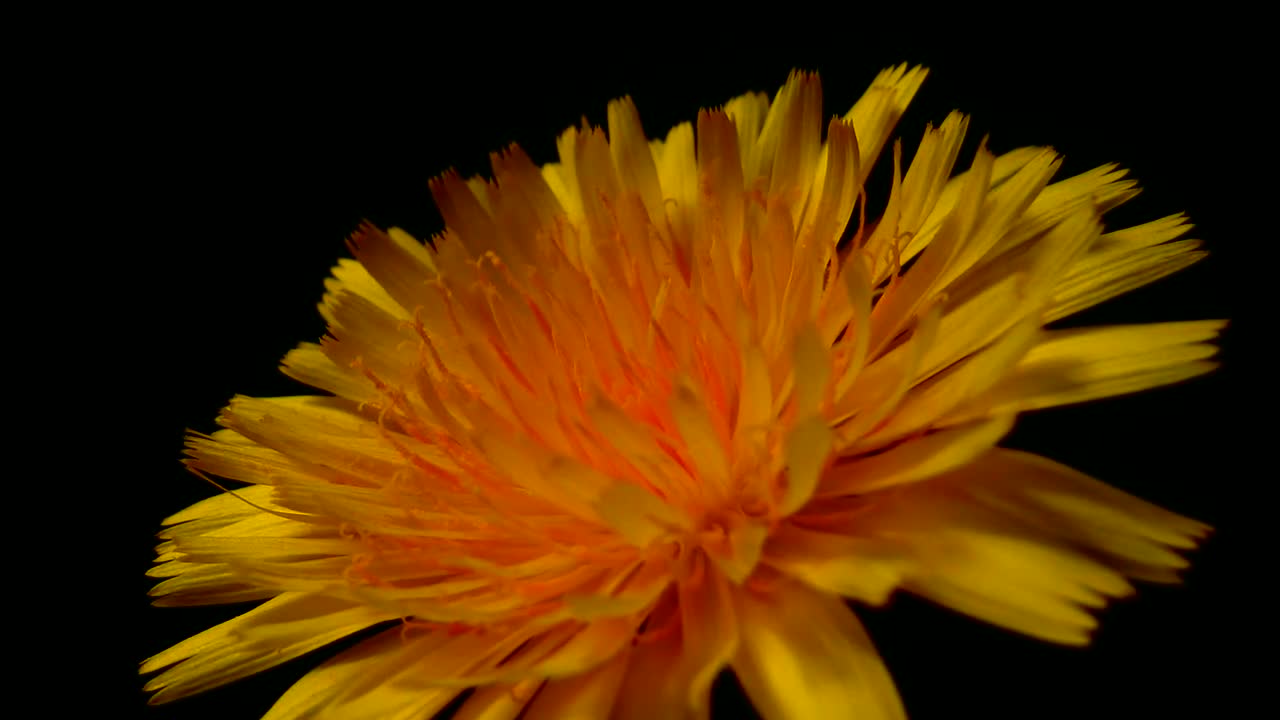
left=867, top=140, right=994, bottom=356
left=587, top=396, right=700, bottom=507
left=901, top=268, right=1037, bottom=384
left=324, top=634, right=506, bottom=719
left=945, top=320, right=1225, bottom=423
left=1023, top=197, right=1105, bottom=283
left=833, top=300, right=939, bottom=443
left=671, top=379, right=732, bottom=501
left=523, top=647, right=630, bottom=719
left=214, top=396, right=418, bottom=486
left=933, top=147, right=1061, bottom=290
left=839, top=447, right=1209, bottom=644
left=763, top=524, right=910, bottom=605
left=180, top=430, right=310, bottom=494
left=899, top=532, right=1117, bottom=645
left=595, top=482, right=687, bottom=548
left=1046, top=239, right=1206, bottom=322
left=346, top=223, right=436, bottom=313
left=574, top=569, right=724, bottom=719
left=724, top=91, right=770, bottom=174
left=994, top=163, right=1137, bottom=258
left=261, top=629, right=435, bottom=720
left=452, top=683, right=544, bottom=720
left=172, top=535, right=358, bottom=564
left=429, top=170, right=497, bottom=256
left=159, top=483, right=279, bottom=527
left=322, top=625, right=530, bottom=715
left=751, top=197, right=795, bottom=348
left=142, top=592, right=396, bottom=704
left=791, top=322, right=830, bottom=418
left=678, top=555, right=739, bottom=714
left=552, top=126, right=585, bottom=210
left=608, top=96, right=665, bottom=225
left=230, top=556, right=356, bottom=593
left=318, top=287, right=421, bottom=383
left=695, top=109, right=746, bottom=280
left=820, top=414, right=1015, bottom=495
left=704, top=519, right=768, bottom=584
left=280, top=342, right=378, bottom=404
left=733, top=344, right=773, bottom=445
left=862, top=112, right=969, bottom=280
left=830, top=250, right=873, bottom=396
left=752, top=70, right=823, bottom=218
left=806, top=116, right=861, bottom=242
left=1095, top=212, right=1193, bottom=250
left=860, top=317, right=1038, bottom=446
left=952, top=449, right=1210, bottom=576
left=563, top=558, right=672, bottom=620
left=323, top=257, right=404, bottom=318
left=612, top=622, right=699, bottom=720
left=916, top=197, right=1102, bottom=366
left=654, top=120, right=697, bottom=268
left=147, top=567, right=275, bottom=607
left=574, top=125, right=622, bottom=248
left=898, top=145, right=1048, bottom=268
left=475, top=435, right=610, bottom=523
left=487, top=146, right=568, bottom=261
left=844, top=63, right=928, bottom=188
left=433, top=619, right=635, bottom=689
left=780, top=416, right=834, bottom=515
left=733, top=580, right=905, bottom=720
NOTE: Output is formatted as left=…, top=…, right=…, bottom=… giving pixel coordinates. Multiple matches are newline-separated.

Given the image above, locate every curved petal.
left=261, top=628, right=454, bottom=720
left=762, top=523, right=911, bottom=606
left=819, top=414, right=1014, bottom=496
left=444, top=617, right=636, bottom=687
left=943, top=449, right=1211, bottom=580
left=943, top=320, right=1224, bottom=425
left=524, top=650, right=629, bottom=719
left=141, top=592, right=396, bottom=705
left=832, top=449, right=1208, bottom=644
left=611, top=637, right=696, bottom=720
left=612, top=559, right=737, bottom=720
left=451, top=683, right=543, bottom=720
left=317, top=625, right=526, bottom=718
left=732, top=580, right=905, bottom=720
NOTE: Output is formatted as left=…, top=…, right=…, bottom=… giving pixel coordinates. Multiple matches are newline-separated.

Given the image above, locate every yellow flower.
left=143, top=65, right=1220, bottom=719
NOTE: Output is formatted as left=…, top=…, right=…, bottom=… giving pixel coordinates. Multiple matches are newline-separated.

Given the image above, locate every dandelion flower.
left=143, top=65, right=1221, bottom=719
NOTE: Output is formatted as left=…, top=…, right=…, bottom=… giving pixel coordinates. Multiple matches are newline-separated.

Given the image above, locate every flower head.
left=143, top=65, right=1220, bottom=719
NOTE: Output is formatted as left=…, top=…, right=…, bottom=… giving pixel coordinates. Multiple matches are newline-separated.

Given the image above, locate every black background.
left=112, top=31, right=1249, bottom=719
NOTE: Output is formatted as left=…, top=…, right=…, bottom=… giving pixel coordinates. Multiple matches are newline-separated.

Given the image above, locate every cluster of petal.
left=144, top=65, right=1219, bottom=719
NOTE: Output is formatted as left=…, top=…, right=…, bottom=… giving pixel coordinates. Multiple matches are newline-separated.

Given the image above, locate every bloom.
left=143, top=64, right=1220, bottom=718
